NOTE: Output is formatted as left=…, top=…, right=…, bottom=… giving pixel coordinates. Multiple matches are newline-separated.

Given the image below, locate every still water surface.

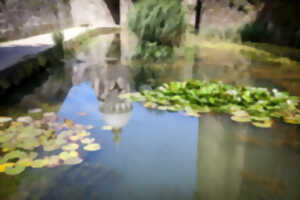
left=0, top=31, right=300, bottom=200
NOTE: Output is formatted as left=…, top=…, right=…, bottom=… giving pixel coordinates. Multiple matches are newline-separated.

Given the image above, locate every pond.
left=0, top=30, right=300, bottom=200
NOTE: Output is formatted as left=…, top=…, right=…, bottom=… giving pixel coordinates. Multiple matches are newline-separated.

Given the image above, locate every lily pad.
left=83, top=143, right=101, bottom=151
left=59, top=151, right=79, bottom=161
left=5, top=164, right=25, bottom=175
left=0, top=163, right=15, bottom=172
left=101, top=125, right=112, bottom=131
left=252, top=120, right=273, bottom=128
left=69, top=135, right=82, bottom=142
left=63, top=157, right=83, bottom=165
left=45, top=156, right=61, bottom=167
left=81, top=138, right=95, bottom=144
left=3, top=150, right=27, bottom=162
left=62, top=143, right=79, bottom=151
left=231, top=116, right=251, bottom=123
left=31, top=159, right=47, bottom=168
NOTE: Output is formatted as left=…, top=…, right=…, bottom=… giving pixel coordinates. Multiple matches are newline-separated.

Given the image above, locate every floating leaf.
left=59, top=151, right=79, bottom=161
left=0, top=163, right=14, bottom=172
left=77, top=130, right=90, bottom=138
left=5, top=164, right=25, bottom=175
left=63, top=157, right=83, bottom=165
left=83, top=143, right=101, bottom=151
left=69, top=135, right=81, bottom=142
left=81, top=138, right=95, bottom=144
left=252, top=121, right=273, bottom=128
left=62, top=143, right=79, bottom=151
left=3, top=150, right=27, bottom=162
left=144, top=102, right=157, bottom=109
left=101, top=125, right=112, bottom=131
left=31, top=159, right=47, bottom=168
left=231, top=116, right=251, bottom=123
left=45, top=156, right=61, bottom=167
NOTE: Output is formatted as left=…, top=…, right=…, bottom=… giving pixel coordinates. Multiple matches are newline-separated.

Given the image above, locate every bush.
left=128, top=0, right=187, bottom=47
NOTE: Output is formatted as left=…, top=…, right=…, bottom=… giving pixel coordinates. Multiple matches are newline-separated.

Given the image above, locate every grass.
left=186, top=33, right=300, bottom=66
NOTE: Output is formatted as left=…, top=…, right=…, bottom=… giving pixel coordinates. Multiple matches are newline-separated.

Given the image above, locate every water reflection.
left=195, top=116, right=245, bottom=200
left=1, top=31, right=300, bottom=200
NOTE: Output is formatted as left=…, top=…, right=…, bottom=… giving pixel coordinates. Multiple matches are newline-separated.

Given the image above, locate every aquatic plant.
left=121, top=80, right=300, bottom=128
left=0, top=113, right=101, bottom=175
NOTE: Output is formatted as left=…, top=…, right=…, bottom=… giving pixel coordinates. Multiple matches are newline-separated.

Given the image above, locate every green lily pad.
left=62, top=143, right=79, bottom=151
left=77, top=130, right=90, bottom=138
left=231, top=116, right=251, bottom=123
left=17, top=139, right=40, bottom=150
left=31, top=159, right=47, bottom=168
left=63, top=157, right=83, bottom=165
left=45, top=156, right=61, bottom=167
left=83, top=143, right=101, bottom=151
left=59, top=151, right=79, bottom=161
left=43, top=140, right=59, bottom=152
left=3, top=150, right=27, bottom=162
left=232, top=111, right=249, bottom=117
left=5, top=164, right=26, bottom=175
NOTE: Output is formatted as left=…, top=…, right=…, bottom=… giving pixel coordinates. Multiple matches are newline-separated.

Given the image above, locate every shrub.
left=128, top=0, right=187, bottom=47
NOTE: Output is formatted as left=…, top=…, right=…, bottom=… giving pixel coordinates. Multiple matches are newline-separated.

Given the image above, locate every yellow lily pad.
left=0, top=163, right=15, bottom=172
left=252, top=120, right=273, bottom=128
left=63, top=157, right=83, bottom=165
left=83, top=143, right=101, bottom=151
left=101, top=125, right=112, bottom=131
left=62, top=143, right=79, bottom=151
left=231, top=116, right=251, bottom=123
left=81, top=138, right=95, bottom=144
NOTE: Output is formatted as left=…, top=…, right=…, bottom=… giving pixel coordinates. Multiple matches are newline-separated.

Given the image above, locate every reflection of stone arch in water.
left=93, top=63, right=133, bottom=149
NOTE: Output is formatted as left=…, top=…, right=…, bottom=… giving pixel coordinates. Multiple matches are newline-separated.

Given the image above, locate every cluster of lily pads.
left=0, top=113, right=101, bottom=175
left=121, top=80, right=300, bottom=128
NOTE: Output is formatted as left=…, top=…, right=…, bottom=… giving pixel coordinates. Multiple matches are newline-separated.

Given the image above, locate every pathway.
left=0, top=26, right=118, bottom=72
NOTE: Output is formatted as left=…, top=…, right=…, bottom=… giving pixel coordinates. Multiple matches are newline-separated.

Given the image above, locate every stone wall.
left=0, top=0, right=73, bottom=41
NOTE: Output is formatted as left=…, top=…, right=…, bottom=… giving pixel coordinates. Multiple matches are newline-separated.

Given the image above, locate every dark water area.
left=0, top=31, right=300, bottom=200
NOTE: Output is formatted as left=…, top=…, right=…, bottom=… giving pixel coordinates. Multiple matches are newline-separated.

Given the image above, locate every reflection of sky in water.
left=1, top=32, right=300, bottom=200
